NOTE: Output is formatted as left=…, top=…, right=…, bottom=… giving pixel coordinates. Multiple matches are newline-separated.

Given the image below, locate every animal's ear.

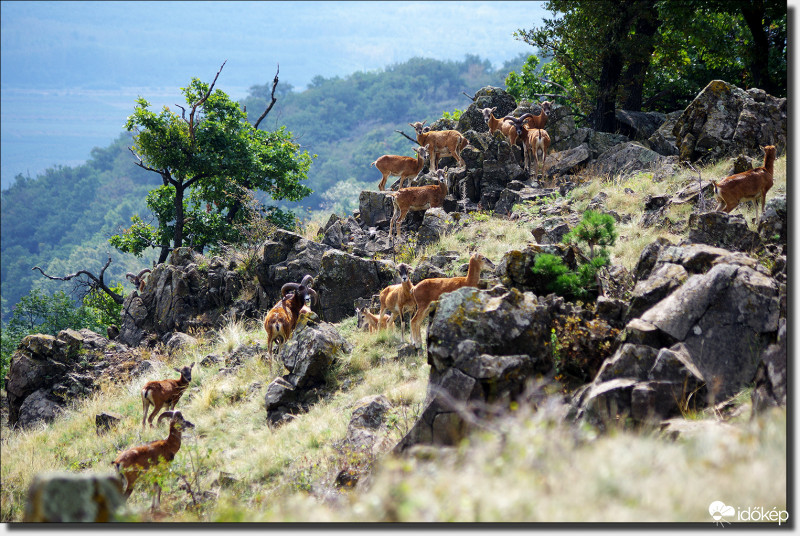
left=174, top=368, right=181, bottom=373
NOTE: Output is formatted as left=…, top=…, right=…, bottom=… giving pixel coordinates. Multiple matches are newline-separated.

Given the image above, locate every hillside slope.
left=0, top=148, right=787, bottom=522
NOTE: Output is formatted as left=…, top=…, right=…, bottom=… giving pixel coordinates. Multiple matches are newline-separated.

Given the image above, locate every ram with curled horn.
left=125, top=268, right=152, bottom=292
left=264, top=275, right=317, bottom=356
left=281, top=274, right=318, bottom=314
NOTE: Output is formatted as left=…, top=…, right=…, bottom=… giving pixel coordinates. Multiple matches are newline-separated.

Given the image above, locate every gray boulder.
left=646, top=111, right=682, bottom=156
left=494, top=187, right=558, bottom=216
left=615, top=110, right=667, bottom=142
left=316, top=249, right=397, bottom=323
left=673, top=80, right=787, bottom=162
left=458, top=86, right=518, bottom=134
left=758, top=196, right=786, bottom=247
left=265, top=319, right=352, bottom=425
left=396, top=287, right=553, bottom=451
left=639, top=263, right=779, bottom=400
left=592, top=142, right=667, bottom=178
left=358, top=190, right=396, bottom=229
left=626, top=263, right=688, bottom=321
left=545, top=144, right=591, bottom=177
left=687, top=212, right=762, bottom=252
left=119, top=248, right=249, bottom=346
left=6, top=329, right=139, bottom=428
left=751, top=319, right=786, bottom=413
left=24, top=472, right=124, bottom=522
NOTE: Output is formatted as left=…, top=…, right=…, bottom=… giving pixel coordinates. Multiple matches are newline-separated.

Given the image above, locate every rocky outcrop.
left=751, top=318, right=786, bottom=413
left=615, top=110, right=667, bottom=142
left=396, top=286, right=553, bottom=451
left=687, top=212, right=762, bottom=252
left=264, top=319, right=352, bottom=425
left=119, top=248, right=252, bottom=347
left=315, top=250, right=397, bottom=323
left=578, top=244, right=781, bottom=424
left=6, top=329, right=144, bottom=428
left=24, top=472, right=124, bottom=522
left=673, top=80, right=787, bottom=163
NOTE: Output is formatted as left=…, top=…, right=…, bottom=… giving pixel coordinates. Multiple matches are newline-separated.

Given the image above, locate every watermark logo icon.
left=709, top=501, right=789, bottom=526
left=709, top=501, right=735, bottom=526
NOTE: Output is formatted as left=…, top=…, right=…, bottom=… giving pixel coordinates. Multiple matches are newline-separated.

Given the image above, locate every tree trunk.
left=621, top=5, right=660, bottom=111
left=740, top=0, right=775, bottom=94
left=174, top=182, right=185, bottom=251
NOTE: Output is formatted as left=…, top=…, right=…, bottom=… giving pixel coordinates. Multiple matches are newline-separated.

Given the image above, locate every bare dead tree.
left=32, top=257, right=124, bottom=304
left=253, top=64, right=280, bottom=130
left=685, top=161, right=707, bottom=212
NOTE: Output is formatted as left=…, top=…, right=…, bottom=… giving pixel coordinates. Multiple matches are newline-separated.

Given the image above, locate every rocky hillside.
left=1, top=80, right=787, bottom=523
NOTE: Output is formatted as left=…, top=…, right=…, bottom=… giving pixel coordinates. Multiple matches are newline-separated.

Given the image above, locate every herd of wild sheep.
left=113, top=101, right=776, bottom=512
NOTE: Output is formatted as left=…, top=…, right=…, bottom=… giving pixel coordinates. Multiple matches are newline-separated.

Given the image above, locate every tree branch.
left=189, top=60, right=228, bottom=145
left=32, top=257, right=125, bottom=304
left=253, top=64, right=280, bottom=130
left=395, top=130, right=421, bottom=145
left=462, top=90, right=476, bottom=102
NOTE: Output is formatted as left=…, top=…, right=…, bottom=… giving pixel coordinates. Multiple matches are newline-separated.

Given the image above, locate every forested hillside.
left=241, top=55, right=524, bottom=210
left=1, top=54, right=524, bottom=320
left=0, top=135, right=160, bottom=318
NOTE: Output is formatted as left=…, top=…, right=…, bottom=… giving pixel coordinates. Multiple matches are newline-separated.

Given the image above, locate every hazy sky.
left=0, top=1, right=550, bottom=187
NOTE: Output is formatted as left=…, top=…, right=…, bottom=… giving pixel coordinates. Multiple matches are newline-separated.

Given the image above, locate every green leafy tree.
left=514, top=1, right=786, bottom=128
left=114, top=63, right=312, bottom=263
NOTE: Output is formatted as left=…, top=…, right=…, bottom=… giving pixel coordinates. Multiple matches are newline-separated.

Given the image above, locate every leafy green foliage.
left=531, top=210, right=616, bottom=301
left=114, top=72, right=313, bottom=261
left=513, top=0, right=787, bottom=125
left=442, top=108, right=463, bottom=122
left=563, top=210, right=617, bottom=259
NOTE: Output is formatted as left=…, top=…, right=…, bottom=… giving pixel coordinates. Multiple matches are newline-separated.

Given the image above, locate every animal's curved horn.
left=299, top=275, right=314, bottom=288
left=281, top=282, right=300, bottom=297
left=517, top=113, right=534, bottom=121
left=502, top=115, right=519, bottom=122
left=125, top=272, right=137, bottom=282
left=137, top=268, right=152, bottom=278
left=157, top=411, right=176, bottom=426
left=307, top=288, right=318, bottom=305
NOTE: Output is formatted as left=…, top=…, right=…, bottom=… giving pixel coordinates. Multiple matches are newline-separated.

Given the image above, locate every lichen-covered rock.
left=646, top=111, right=682, bottom=156
left=626, top=262, right=688, bottom=321
left=758, top=195, right=786, bottom=247
left=6, top=329, right=139, bottom=428
left=639, top=263, right=779, bottom=400
left=395, top=287, right=554, bottom=451
left=358, top=190, right=396, bottom=228
left=417, top=208, right=455, bottom=246
left=545, top=144, right=591, bottom=177
left=673, top=80, right=787, bottom=163
left=118, top=248, right=250, bottom=346
left=687, top=211, right=762, bottom=252
left=316, top=250, right=397, bottom=323
left=592, top=142, right=667, bottom=177
left=24, top=472, right=124, bottom=522
left=265, top=319, right=352, bottom=425
left=751, top=318, right=786, bottom=413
